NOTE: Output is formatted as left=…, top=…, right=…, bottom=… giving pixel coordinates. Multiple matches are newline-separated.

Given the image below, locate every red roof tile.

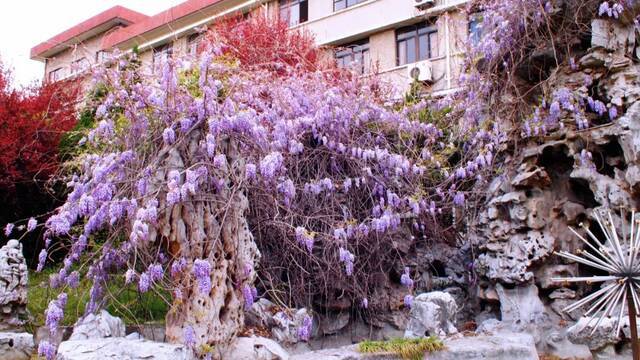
left=30, top=6, right=149, bottom=59
left=102, top=0, right=226, bottom=49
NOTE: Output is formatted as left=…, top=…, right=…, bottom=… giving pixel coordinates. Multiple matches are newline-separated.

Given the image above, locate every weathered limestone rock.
left=591, top=19, right=636, bottom=54
left=224, top=336, right=289, bottom=360
left=496, top=283, right=547, bottom=329
left=290, top=333, right=537, bottom=360
left=69, top=310, right=125, bottom=340
left=318, top=312, right=350, bottom=336
left=511, top=166, right=551, bottom=188
left=56, top=338, right=196, bottom=360
left=475, top=318, right=504, bottom=335
left=161, top=139, right=261, bottom=348
left=593, top=344, right=633, bottom=360
left=567, top=316, right=640, bottom=351
left=0, top=240, right=28, bottom=330
left=428, top=333, right=539, bottom=360
left=477, top=230, right=555, bottom=284
left=404, top=291, right=458, bottom=338
left=536, top=265, right=578, bottom=289
left=272, top=308, right=311, bottom=344
left=541, top=330, right=593, bottom=360
left=0, top=332, right=34, bottom=360
left=467, top=11, right=640, bottom=357
left=246, top=298, right=277, bottom=328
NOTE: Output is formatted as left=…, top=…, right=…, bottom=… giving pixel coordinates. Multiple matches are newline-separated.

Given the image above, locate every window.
left=187, top=33, right=203, bottom=57
left=48, top=68, right=63, bottom=82
left=279, top=0, right=308, bottom=27
left=96, top=50, right=111, bottom=63
left=153, top=43, right=173, bottom=72
left=71, top=58, right=90, bottom=75
left=468, top=13, right=483, bottom=45
left=334, top=0, right=367, bottom=11
left=396, top=23, right=438, bottom=66
left=335, top=39, right=370, bottom=75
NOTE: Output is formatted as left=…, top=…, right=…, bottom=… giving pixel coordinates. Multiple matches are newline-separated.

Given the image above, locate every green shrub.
left=27, top=266, right=168, bottom=332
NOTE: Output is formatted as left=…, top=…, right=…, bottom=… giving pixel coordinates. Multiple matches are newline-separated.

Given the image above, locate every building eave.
left=30, top=6, right=149, bottom=61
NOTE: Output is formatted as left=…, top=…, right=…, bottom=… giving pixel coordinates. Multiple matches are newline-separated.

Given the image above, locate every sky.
left=0, top=0, right=184, bottom=87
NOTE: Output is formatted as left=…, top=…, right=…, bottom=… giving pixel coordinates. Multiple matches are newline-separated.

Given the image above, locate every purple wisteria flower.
left=27, top=217, right=37, bottom=232
left=138, top=273, right=151, bottom=293
left=400, top=267, right=414, bottom=288
left=193, top=259, right=212, bottom=294
left=37, top=249, right=47, bottom=272
left=599, top=2, right=624, bottom=18
left=148, top=264, right=164, bottom=282
left=295, top=227, right=315, bottom=253
left=277, top=179, right=296, bottom=207
left=205, top=134, right=216, bottom=157
left=242, top=284, right=256, bottom=310
left=47, top=214, right=71, bottom=235
left=245, top=163, right=257, bottom=180
left=297, top=315, right=313, bottom=341
left=67, top=271, right=80, bottom=288
left=213, top=154, right=227, bottom=169
left=259, top=152, right=283, bottom=179
left=339, top=248, right=355, bottom=276
left=171, top=257, right=187, bottom=277
left=404, top=294, right=414, bottom=308
left=361, top=298, right=369, bottom=309
left=589, top=98, right=607, bottom=116
left=38, top=341, right=56, bottom=360
left=453, top=192, right=465, bottom=207
left=45, top=294, right=66, bottom=333
left=184, top=325, right=196, bottom=348
left=174, top=288, right=183, bottom=301
left=4, top=223, right=14, bottom=237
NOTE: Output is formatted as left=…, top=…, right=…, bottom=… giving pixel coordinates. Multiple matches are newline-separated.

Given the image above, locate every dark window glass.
left=48, top=68, right=63, bottom=82
left=335, top=39, right=370, bottom=75
left=96, top=50, right=111, bottom=63
left=153, top=43, right=173, bottom=72
left=334, top=0, right=366, bottom=11
left=396, top=23, right=437, bottom=66
left=469, top=13, right=483, bottom=45
left=280, top=0, right=308, bottom=27
left=188, top=33, right=203, bottom=56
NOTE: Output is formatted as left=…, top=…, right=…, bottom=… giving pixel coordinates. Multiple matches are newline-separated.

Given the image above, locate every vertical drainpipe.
left=444, top=10, right=452, bottom=90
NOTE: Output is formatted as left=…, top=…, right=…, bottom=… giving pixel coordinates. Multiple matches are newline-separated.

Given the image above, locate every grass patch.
left=27, top=266, right=168, bottom=332
left=358, top=337, right=444, bottom=360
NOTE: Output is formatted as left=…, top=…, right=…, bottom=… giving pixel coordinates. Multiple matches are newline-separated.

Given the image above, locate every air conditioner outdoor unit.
left=414, top=0, right=435, bottom=10
left=407, top=60, right=433, bottom=84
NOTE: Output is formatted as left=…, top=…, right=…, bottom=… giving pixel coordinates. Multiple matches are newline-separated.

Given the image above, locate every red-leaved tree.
left=0, top=60, right=79, bottom=261
left=205, top=14, right=326, bottom=72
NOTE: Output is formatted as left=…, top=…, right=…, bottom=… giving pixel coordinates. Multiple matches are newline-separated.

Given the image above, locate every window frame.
left=48, top=68, right=63, bottom=82
left=395, top=23, right=438, bottom=66
left=187, top=33, right=204, bottom=57
left=333, top=0, right=368, bottom=12
left=96, top=50, right=111, bottom=64
left=335, top=39, right=371, bottom=75
left=279, top=0, right=308, bottom=27
left=153, top=43, right=173, bottom=72
left=71, top=57, right=90, bottom=75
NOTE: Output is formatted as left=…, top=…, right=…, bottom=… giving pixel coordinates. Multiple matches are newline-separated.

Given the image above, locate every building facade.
left=30, top=0, right=474, bottom=96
